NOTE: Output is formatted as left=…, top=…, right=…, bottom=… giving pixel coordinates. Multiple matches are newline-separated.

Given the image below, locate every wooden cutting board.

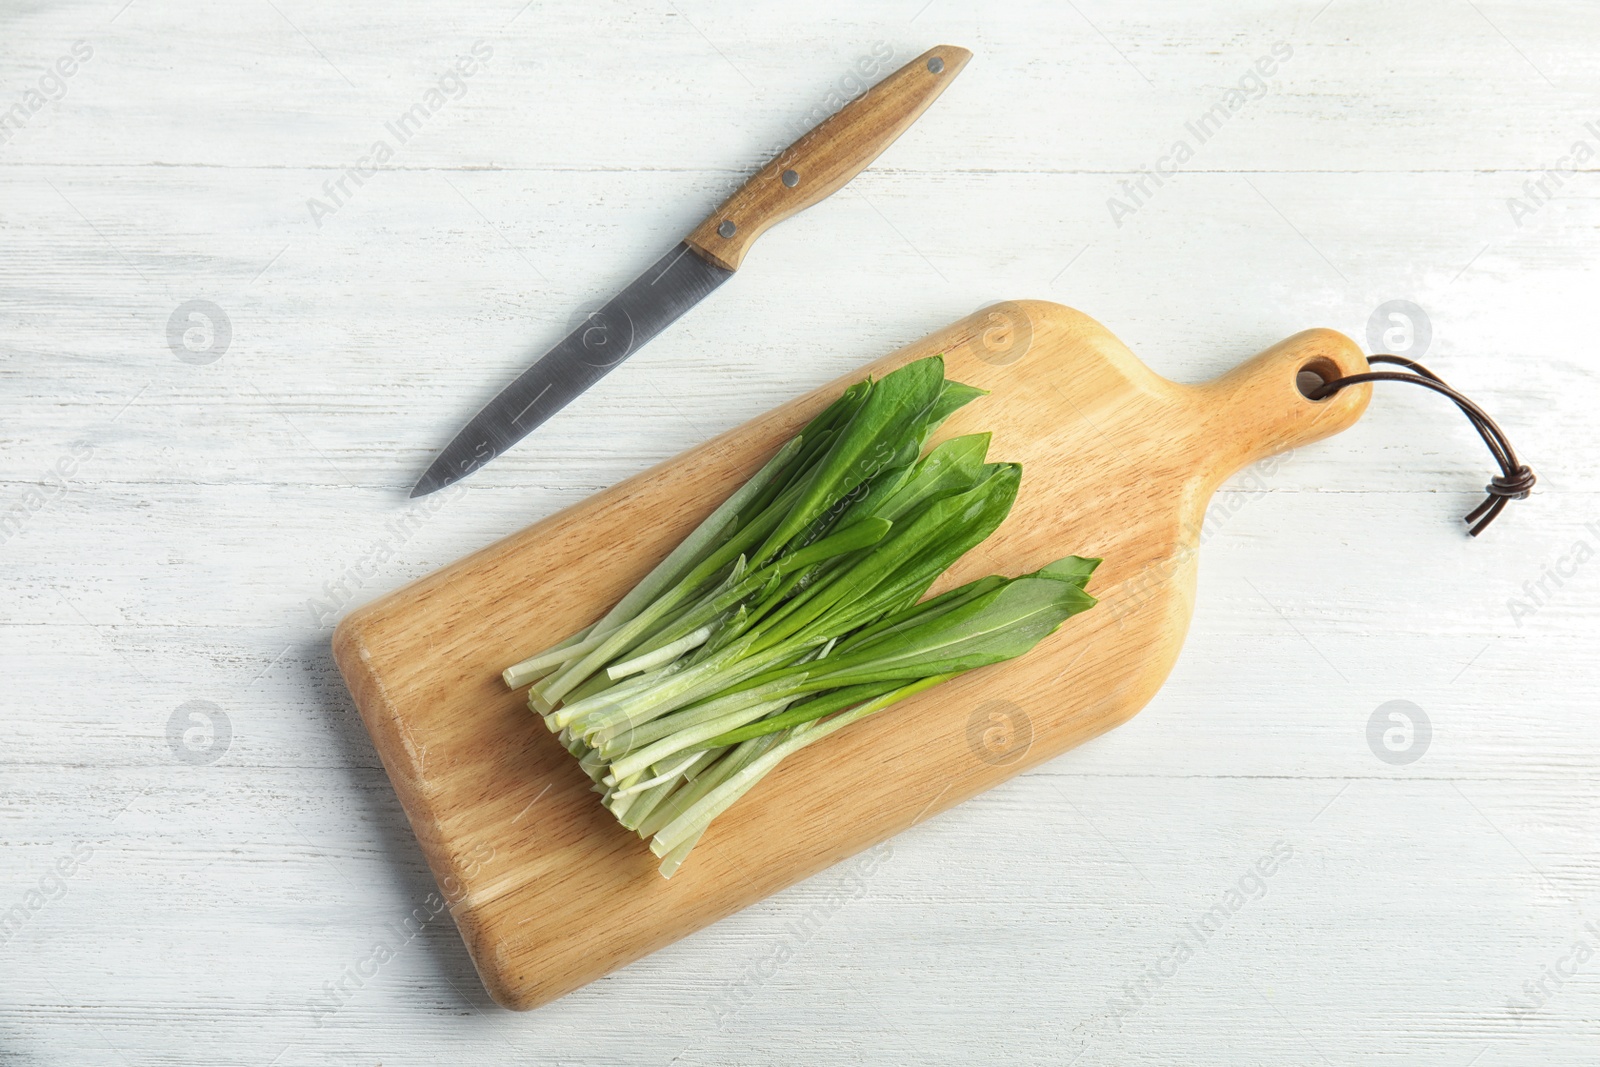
left=332, top=300, right=1370, bottom=1010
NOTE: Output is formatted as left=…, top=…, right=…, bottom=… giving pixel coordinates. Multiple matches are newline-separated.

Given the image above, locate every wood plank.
left=6, top=0, right=1597, bottom=1059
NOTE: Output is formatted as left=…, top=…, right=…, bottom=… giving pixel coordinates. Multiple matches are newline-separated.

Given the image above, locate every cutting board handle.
left=1195, top=328, right=1371, bottom=478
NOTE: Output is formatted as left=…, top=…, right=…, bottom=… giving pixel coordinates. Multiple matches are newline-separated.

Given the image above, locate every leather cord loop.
left=1308, top=355, right=1534, bottom=536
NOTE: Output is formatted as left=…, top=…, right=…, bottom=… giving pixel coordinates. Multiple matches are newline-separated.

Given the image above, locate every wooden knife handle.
left=684, top=44, right=972, bottom=271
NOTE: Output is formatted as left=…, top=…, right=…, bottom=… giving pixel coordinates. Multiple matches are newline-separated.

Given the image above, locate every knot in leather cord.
left=1308, top=354, right=1534, bottom=536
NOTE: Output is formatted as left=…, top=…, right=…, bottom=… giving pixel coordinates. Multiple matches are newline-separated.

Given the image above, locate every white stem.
left=501, top=624, right=598, bottom=688
left=541, top=439, right=801, bottom=705
left=577, top=748, right=608, bottom=782
left=604, top=772, right=644, bottom=823
left=606, top=625, right=713, bottom=681
left=541, top=591, right=688, bottom=707
left=633, top=735, right=778, bottom=840
left=648, top=676, right=947, bottom=857
left=562, top=637, right=786, bottom=737
left=606, top=696, right=794, bottom=781
left=594, top=435, right=802, bottom=635
left=618, top=747, right=725, bottom=833
left=594, top=679, right=793, bottom=756
left=607, top=751, right=708, bottom=800
left=658, top=826, right=706, bottom=879
left=650, top=724, right=821, bottom=855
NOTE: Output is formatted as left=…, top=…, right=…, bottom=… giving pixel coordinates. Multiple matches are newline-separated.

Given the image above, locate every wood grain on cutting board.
left=333, top=300, right=1369, bottom=1009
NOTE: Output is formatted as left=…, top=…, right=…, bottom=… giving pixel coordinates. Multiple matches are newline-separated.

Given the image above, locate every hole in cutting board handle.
left=1200, top=328, right=1371, bottom=474
left=1296, top=357, right=1342, bottom=401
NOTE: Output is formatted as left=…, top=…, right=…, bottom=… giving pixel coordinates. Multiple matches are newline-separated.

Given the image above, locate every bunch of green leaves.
left=501, top=356, right=1100, bottom=877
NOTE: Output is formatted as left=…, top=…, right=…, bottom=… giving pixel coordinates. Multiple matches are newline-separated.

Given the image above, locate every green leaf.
left=595, top=435, right=804, bottom=636
left=751, top=356, right=945, bottom=566
left=746, top=463, right=1020, bottom=654
left=918, top=378, right=989, bottom=440
left=772, top=517, right=892, bottom=576
left=698, top=681, right=901, bottom=747
left=862, top=432, right=991, bottom=523
left=785, top=381, right=870, bottom=477
left=1032, top=555, right=1101, bottom=588
left=835, top=574, right=1008, bottom=656
left=799, top=574, right=1097, bottom=690
left=812, top=463, right=1022, bottom=639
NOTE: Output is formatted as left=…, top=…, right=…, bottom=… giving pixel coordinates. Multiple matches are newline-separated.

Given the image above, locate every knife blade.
left=411, top=43, right=972, bottom=497
left=411, top=243, right=731, bottom=497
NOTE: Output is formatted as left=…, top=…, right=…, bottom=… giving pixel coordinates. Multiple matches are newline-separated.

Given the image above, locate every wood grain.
left=684, top=45, right=971, bottom=270
left=333, top=301, right=1368, bottom=1009
left=5, top=0, right=1598, bottom=1062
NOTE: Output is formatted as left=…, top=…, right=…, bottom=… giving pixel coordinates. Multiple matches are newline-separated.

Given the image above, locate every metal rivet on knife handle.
left=682, top=44, right=971, bottom=272
left=717, top=220, right=737, bottom=238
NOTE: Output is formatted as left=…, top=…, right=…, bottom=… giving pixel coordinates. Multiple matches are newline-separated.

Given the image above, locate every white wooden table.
left=3, top=1, right=1596, bottom=1062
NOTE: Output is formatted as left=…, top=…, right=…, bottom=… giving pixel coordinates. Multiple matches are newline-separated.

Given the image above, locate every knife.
left=411, top=44, right=973, bottom=497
